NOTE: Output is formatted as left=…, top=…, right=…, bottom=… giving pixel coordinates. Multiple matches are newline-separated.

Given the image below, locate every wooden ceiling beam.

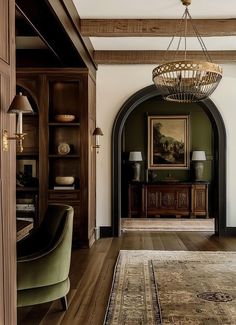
left=81, top=19, right=236, bottom=37
left=94, top=50, right=236, bottom=64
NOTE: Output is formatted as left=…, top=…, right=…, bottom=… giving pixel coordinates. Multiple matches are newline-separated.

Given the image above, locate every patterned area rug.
left=104, top=250, right=236, bottom=325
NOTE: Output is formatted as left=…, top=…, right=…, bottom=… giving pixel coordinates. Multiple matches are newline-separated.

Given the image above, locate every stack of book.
left=16, top=203, right=35, bottom=212
left=16, top=203, right=35, bottom=222
left=53, top=184, right=75, bottom=190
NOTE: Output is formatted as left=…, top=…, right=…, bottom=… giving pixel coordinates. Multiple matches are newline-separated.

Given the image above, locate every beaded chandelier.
left=152, top=0, right=223, bottom=103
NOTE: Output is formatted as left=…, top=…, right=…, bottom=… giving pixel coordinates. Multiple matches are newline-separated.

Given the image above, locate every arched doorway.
left=112, top=85, right=226, bottom=236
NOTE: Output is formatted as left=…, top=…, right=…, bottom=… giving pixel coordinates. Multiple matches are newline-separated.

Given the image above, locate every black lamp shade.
left=93, top=127, right=104, bottom=136
left=7, top=92, right=33, bottom=114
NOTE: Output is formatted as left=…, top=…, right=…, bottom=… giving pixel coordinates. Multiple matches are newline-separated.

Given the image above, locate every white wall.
left=96, top=64, right=236, bottom=228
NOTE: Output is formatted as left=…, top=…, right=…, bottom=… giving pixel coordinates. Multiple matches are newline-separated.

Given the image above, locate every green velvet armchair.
left=17, top=204, right=74, bottom=310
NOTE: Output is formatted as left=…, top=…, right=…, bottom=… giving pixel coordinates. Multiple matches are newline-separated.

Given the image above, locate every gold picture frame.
left=148, top=115, right=190, bottom=170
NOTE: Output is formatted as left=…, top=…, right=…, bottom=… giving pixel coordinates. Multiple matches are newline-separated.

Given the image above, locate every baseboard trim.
left=224, top=227, right=236, bottom=236
left=100, top=226, right=236, bottom=237
left=100, top=226, right=113, bottom=238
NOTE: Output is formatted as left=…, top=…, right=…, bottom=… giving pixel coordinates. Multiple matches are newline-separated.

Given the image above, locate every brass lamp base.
left=3, top=129, right=27, bottom=153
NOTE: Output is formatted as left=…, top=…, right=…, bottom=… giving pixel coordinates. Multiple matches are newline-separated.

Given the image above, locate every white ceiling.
left=74, top=0, right=236, bottom=52
left=90, top=36, right=236, bottom=51
left=74, top=0, right=236, bottom=19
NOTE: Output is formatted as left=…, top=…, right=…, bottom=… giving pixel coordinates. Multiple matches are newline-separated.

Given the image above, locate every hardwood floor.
left=17, top=231, right=236, bottom=325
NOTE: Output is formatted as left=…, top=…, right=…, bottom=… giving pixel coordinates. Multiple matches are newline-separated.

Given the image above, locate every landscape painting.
left=148, top=115, right=190, bottom=169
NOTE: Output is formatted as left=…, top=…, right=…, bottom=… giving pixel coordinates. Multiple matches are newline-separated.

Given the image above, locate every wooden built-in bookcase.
left=16, top=68, right=96, bottom=248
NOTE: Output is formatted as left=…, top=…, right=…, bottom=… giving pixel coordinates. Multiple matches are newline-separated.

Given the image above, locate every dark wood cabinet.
left=128, top=183, right=142, bottom=217
left=128, top=182, right=209, bottom=218
left=16, top=68, right=96, bottom=248
left=191, top=184, right=209, bottom=218
left=144, top=184, right=192, bottom=218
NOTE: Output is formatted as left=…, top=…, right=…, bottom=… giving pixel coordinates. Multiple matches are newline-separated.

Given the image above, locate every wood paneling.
left=81, top=18, right=236, bottom=37
left=94, top=50, right=236, bottom=64
left=0, top=0, right=16, bottom=324
left=0, top=0, right=9, bottom=63
left=88, top=75, right=96, bottom=245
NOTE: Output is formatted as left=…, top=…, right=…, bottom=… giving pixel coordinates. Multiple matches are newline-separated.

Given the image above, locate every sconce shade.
left=7, top=92, right=33, bottom=114
left=192, top=151, right=206, bottom=161
left=129, top=151, right=143, bottom=162
left=93, top=127, right=103, bottom=136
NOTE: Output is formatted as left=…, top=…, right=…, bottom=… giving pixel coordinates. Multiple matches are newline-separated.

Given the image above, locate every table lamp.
left=192, top=150, right=206, bottom=181
left=129, top=151, right=142, bottom=182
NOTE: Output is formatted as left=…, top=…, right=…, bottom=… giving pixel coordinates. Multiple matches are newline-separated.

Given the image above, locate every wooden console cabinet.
left=128, top=182, right=209, bottom=218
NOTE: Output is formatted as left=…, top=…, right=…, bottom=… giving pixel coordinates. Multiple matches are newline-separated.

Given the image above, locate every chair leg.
left=60, top=296, right=68, bottom=311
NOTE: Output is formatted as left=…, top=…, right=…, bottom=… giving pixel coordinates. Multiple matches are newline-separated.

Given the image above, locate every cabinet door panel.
left=146, top=189, right=160, bottom=210
left=0, top=0, right=9, bottom=63
left=0, top=0, right=16, bottom=322
left=142, top=184, right=208, bottom=218
left=194, top=189, right=206, bottom=211
left=176, top=189, right=189, bottom=210
left=160, top=190, right=176, bottom=209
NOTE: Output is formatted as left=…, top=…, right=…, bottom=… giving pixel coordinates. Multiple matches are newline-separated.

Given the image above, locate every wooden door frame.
left=0, top=0, right=16, bottom=323
left=112, top=85, right=226, bottom=236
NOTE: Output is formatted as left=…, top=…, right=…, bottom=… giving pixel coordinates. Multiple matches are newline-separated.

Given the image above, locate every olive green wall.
left=123, top=97, right=213, bottom=182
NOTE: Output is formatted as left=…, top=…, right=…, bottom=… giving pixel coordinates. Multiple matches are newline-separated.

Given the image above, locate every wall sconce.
left=3, top=92, right=33, bottom=152
left=92, top=127, right=104, bottom=153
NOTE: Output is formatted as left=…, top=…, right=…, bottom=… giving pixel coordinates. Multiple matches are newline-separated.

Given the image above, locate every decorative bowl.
left=58, top=142, right=70, bottom=155
left=55, top=176, right=75, bottom=185
left=54, top=114, right=75, bottom=122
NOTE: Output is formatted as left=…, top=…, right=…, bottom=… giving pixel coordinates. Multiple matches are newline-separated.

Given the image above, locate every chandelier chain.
left=164, top=10, right=186, bottom=61
left=164, top=6, right=213, bottom=62
left=186, top=9, right=212, bottom=62
left=184, top=8, right=188, bottom=60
